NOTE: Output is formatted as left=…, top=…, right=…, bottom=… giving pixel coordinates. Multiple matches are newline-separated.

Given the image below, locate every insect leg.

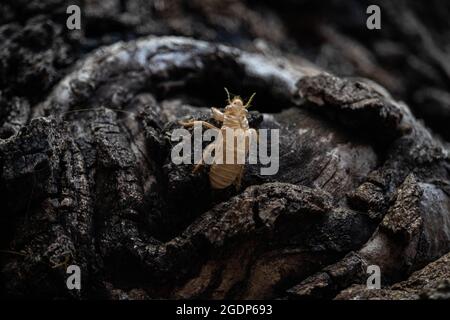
left=179, top=120, right=220, bottom=130
left=193, top=162, right=203, bottom=173
left=234, top=166, right=245, bottom=190
left=193, top=142, right=216, bottom=173
left=211, top=107, right=224, bottom=122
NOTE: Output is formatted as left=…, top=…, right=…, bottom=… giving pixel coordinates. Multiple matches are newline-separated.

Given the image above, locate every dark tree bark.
left=0, top=0, right=449, bottom=300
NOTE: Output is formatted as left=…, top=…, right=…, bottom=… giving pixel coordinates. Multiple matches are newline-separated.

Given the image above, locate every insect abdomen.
left=209, top=125, right=246, bottom=189
left=209, top=163, right=242, bottom=189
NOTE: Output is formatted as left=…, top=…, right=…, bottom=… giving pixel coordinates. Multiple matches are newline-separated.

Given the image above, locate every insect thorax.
left=222, top=114, right=249, bottom=130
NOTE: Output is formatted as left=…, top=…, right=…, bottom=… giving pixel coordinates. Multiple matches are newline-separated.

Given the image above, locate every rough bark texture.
left=0, top=0, right=449, bottom=299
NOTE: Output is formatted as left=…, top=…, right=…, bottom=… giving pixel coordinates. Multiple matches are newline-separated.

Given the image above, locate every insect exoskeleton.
left=179, top=88, right=258, bottom=190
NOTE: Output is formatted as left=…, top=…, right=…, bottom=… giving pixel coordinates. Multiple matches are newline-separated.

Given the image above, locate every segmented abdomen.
left=210, top=163, right=242, bottom=189
left=209, top=125, right=247, bottom=189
